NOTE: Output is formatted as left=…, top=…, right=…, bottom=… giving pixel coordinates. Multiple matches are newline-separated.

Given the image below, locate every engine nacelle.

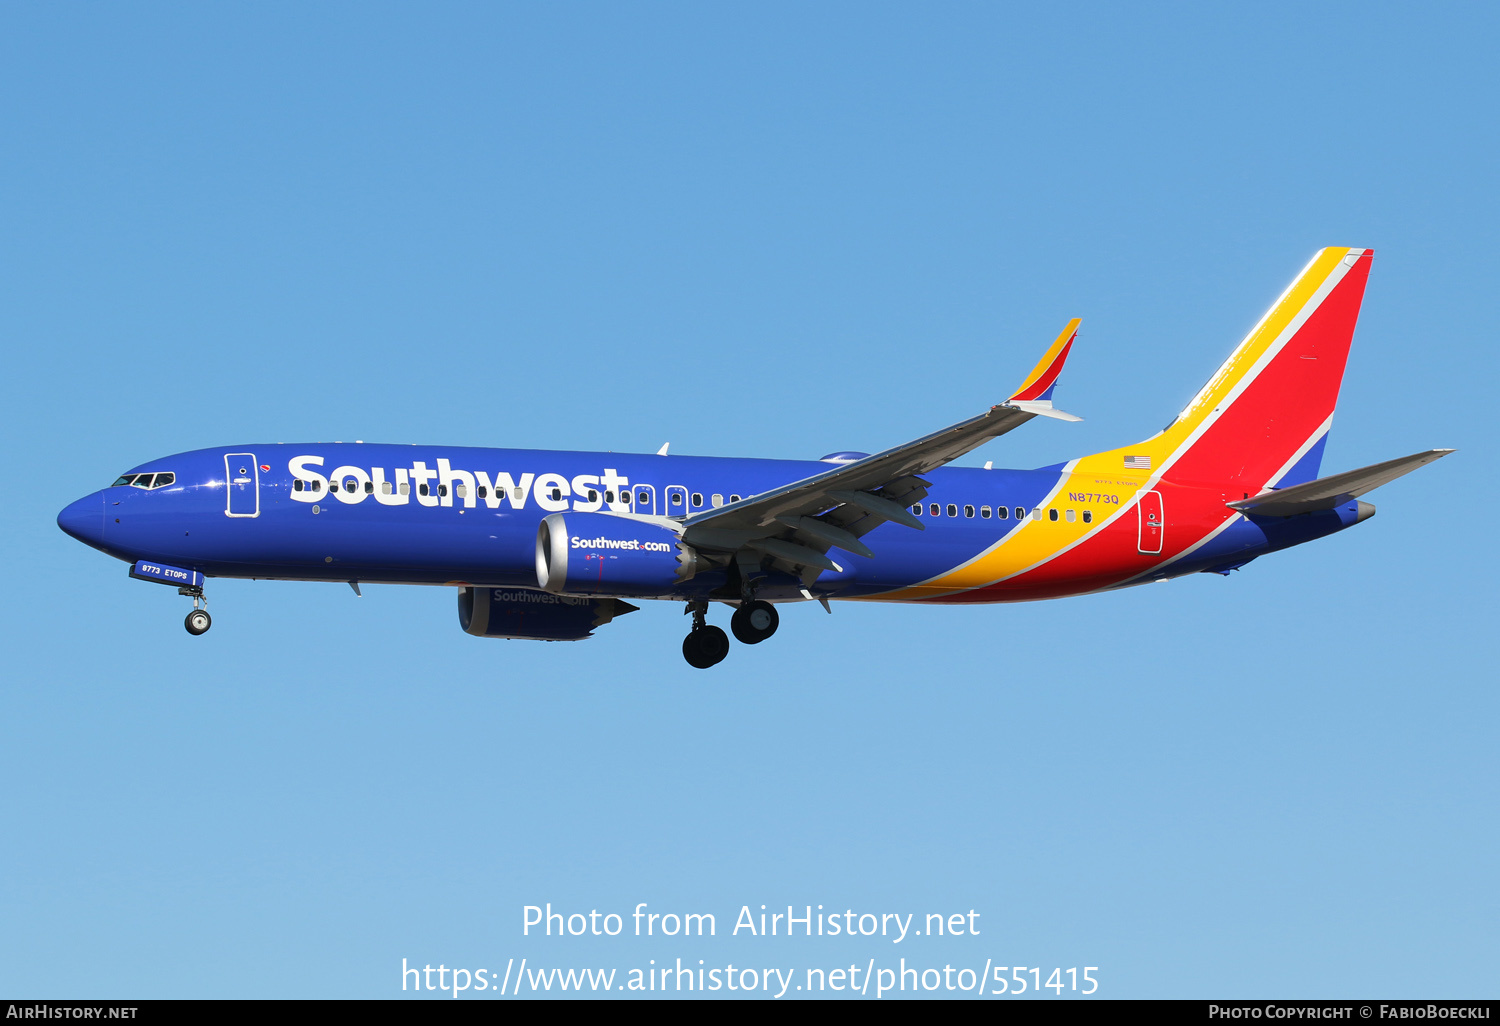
left=535, top=511, right=699, bottom=596
left=458, top=586, right=638, bottom=641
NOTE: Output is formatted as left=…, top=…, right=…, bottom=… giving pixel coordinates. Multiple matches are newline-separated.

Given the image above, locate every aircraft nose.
left=57, top=493, right=104, bottom=546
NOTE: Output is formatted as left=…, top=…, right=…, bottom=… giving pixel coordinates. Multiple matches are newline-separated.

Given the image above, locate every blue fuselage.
left=57, top=443, right=1362, bottom=604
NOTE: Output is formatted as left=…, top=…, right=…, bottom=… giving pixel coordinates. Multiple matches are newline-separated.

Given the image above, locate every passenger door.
left=224, top=453, right=260, bottom=518
left=1136, top=490, right=1163, bottom=554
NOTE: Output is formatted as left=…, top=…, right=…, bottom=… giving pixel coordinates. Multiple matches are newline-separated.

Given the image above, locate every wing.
left=1226, top=449, right=1454, bottom=517
left=679, top=320, right=1082, bottom=587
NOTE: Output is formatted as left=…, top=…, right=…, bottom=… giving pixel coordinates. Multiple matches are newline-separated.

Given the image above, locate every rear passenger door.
left=1137, top=490, right=1163, bottom=554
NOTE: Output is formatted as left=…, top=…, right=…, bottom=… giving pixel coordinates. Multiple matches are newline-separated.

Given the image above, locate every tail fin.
left=1078, top=248, right=1373, bottom=493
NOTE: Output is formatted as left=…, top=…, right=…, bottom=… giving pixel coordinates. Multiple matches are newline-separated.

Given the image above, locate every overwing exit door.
left=1137, top=490, right=1163, bottom=554
left=225, top=453, right=260, bottom=517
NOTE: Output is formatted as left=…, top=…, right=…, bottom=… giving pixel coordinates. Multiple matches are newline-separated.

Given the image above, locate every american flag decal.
left=1124, top=455, right=1151, bottom=469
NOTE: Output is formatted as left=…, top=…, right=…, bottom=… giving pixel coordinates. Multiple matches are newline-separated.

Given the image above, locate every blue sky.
left=1, top=3, right=1494, bottom=999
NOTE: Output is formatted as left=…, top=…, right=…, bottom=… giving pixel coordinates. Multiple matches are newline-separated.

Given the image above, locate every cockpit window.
left=111, top=472, right=176, bottom=490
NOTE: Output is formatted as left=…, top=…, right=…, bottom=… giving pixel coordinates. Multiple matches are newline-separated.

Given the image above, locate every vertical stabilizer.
left=1076, top=248, right=1373, bottom=495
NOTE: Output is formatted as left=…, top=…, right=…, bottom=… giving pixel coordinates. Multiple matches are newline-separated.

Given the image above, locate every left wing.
left=679, top=320, right=1082, bottom=585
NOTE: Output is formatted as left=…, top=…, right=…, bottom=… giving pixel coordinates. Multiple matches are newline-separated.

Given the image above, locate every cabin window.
left=1082, top=510, right=1093, bottom=523
left=998, top=506, right=1009, bottom=519
left=980, top=505, right=991, bottom=518
left=604, top=490, right=613, bottom=502
left=550, top=488, right=562, bottom=501
left=329, top=481, right=340, bottom=493
left=439, top=485, right=449, bottom=498
left=399, top=483, right=409, bottom=495
left=671, top=493, right=683, bottom=505
left=385, top=481, right=395, bottom=495
left=1031, top=508, right=1042, bottom=520
left=511, top=487, right=522, bottom=500
left=964, top=504, right=975, bottom=518
left=691, top=492, right=702, bottom=507
left=730, top=494, right=741, bottom=502
left=1048, top=508, right=1058, bottom=522
left=455, top=484, right=466, bottom=498
left=587, top=489, right=598, bottom=502
left=365, top=481, right=374, bottom=494
left=476, top=485, right=486, bottom=498
left=946, top=504, right=958, bottom=517
left=1065, top=509, right=1075, bottom=522
left=1016, top=507, right=1026, bottom=519
left=929, top=503, right=940, bottom=517
left=912, top=504, right=922, bottom=515
left=419, top=484, right=428, bottom=496
left=621, top=492, right=633, bottom=504
left=294, top=480, right=303, bottom=492
left=711, top=493, right=723, bottom=507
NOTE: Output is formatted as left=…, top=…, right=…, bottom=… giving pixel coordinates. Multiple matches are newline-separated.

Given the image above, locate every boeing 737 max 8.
left=57, top=248, right=1452, bottom=667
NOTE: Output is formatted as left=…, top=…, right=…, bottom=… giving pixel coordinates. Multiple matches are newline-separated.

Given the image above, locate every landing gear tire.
left=184, top=609, right=212, bottom=636
left=730, top=600, right=779, bottom=645
left=683, top=625, right=730, bottom=669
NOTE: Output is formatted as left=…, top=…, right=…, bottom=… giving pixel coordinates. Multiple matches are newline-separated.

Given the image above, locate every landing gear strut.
left=180, top=586, right=211, bottom=636
left=730, top=600, right=779, bottom=645
left=682, top=599, right=729, bottom=669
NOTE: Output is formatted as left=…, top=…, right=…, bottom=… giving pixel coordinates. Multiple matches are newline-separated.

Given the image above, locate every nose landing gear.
left=180, top=586, right=211, bottom=635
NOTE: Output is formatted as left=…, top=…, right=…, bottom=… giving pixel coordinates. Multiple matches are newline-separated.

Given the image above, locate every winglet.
left=1005, top=318, right=1081, bottom=419
left=1008, top=318, right=1079, bottom=404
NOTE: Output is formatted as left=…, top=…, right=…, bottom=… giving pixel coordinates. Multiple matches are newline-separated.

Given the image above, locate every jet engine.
left=535, top=511, right=700, bottom=597
left=458, top=586, right=637, bottom=641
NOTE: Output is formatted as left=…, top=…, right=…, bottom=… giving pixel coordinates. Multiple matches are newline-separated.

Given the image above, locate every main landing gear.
left=730, top=600, right=779, bottom=645
left=180, top=586, right=211, bottom=636
left=681, top=598, right=782, bottom=668
left=682, top=600, right=730, bottom=669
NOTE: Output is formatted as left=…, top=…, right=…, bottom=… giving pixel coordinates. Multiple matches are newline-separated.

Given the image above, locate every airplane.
left=57, top=247, right=1452, bottom=668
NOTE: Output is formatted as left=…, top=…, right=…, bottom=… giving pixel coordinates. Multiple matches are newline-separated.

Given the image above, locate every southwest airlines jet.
left=57, top=248, right=1450, bottom=667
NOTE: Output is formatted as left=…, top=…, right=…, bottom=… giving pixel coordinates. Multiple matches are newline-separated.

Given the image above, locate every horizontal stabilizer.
left=1227, top=449, right=1454, bottom=517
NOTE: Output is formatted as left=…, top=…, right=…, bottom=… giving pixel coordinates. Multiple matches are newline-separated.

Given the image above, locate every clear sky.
left=1, top=2, right=1494, bottom=1000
